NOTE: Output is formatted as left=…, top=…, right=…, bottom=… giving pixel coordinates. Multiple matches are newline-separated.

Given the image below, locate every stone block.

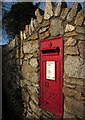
left=64, top=78, right=85, bottom=86
left=27, top=85, right=38, bottom=93
left=20, top=79, right=31, bottom=87
left=42, top=20, right=50, bottom=27
left=44, top=0, right=53, bottom=20
left=50, top=18, right=64, bottom=36
left=60, top=8, right=70, bottom=20
left=78, top=41, right=85, bottom=58
left=20, top=31, right=23, bottom=40
left=20, top=59, right=23, bottom=66
left=16, top=49, right=19, bottom=58
left=25, top=25, right=29, bottom=33
left=64, top=32, right=76, bottom=37
left=23, top=40, right=39, bottom=54
left=30, top=72, right=39, bottom=84
left=22, top=91, right=30, bottom=104
left=64, top=56, right=85, bottom=79
left=54, top=2, right=67, bottom=17
left=29, top=100, right=41, bottom=115
left=77, top=34, right=85, bottom=41
left=30, top=58, right=38, bottom=68
left=30, top=33, right=38, bottom=40
left=31, top=112, right=39, bottom=118
left=65, top=37, right=77, bottom=46
left=39, top=27, right=49, bottom=34
left=65, top=24, right=75, bottom=32
left=30, top=18, right=35, bottom=32
left=66, top=2, right=82, bottom=22
left=65, top=46, right=79, bottom=55
left=22, top=61, right=34, bottom=80
left=54, top=2, right=62, bottom=17
left=64, top=82, right=76, bottom=89
left=75, top=26, right=85, bottom=34
left=39, top=31, right=49, bottom=40
left=20, top=48, right=24, bottom=59
left=65, top=96, right=85, bottom=118
left=84, top=20, right=85, bottom=25
left=33, top=19, right=38, bottom=28
left=31, top=93, right=39, bottom=105
left=29, top=24, right=32, bottom=36
left=63, top=87, right=85, bottom=100
left=23, top=31, right=26, bottom=40
left=75, top=86, right=85, bottom=94
left=24, top=54, right=33, bottom=60
left=63, top=111, right=75, bottom=118
left=75, top=9, right=84, bottom=26
left=35, top=9, right=43, bottom=24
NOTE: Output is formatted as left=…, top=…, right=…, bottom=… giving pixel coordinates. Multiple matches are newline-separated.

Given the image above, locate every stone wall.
left=3, top=1, right=85, bottom=119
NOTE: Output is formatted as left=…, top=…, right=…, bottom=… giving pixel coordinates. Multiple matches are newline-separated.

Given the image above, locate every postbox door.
left=40, top=37, right=63, bottom=117
left=40, top=58, right=63, bottom=117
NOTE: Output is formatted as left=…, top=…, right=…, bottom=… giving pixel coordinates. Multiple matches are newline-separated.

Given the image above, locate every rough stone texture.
left=29, top=100, right=41, bottom=115
left=78, top=41, right=85, bottom=58
left=64, top=78, right=85, bottom=86
left=42, top=20, right=50, bottom=27
left=30, top=58, right=38, bottom=68
left=31, top=72, right=39, bottom=83
left=29, top=24, right=32, bottom=36
left=25, top=25, right=29, bottom=33
left=20, top=48, right=24, bottom=59
left=39, top=31, right=49, bottom=40
left=64, top=56, right=85, bottom=78
left=60, top=8, right=70, bottom=20
left=63, top=111, right=75, bottom=118
left=65, top=24, right=75, bottom=32
left=50, top=18, right=64, bottom=36
left=30, top=33, right=38, bottom=40
left=65, top=37, right=77, bottom=46
left=22, top=61, right=32, bottom=80
left=23, top=41, right=39, bottom=54
left=65, top=97, right=85, bottom=118
left=77, top=34, right=85, bottom=41
left=35, top=9, right=43, bottom=24
left=65, top=46, right=79, bottom=55
left=30, top=18, right=35, bottom=32
left=63, top=87, right=85, bottom=100
left=20, top=31, right=23, bottom=40
left=31, top=93, right=39, bottom=105
left=54, top=2, right=62, bottom=17
left=39, top=27, right=49, bottom=34
left=75, top=9, right=84, bottom=26
left=75, top=26, right=85, bottom=34
left=44, top=0, right=53, bottom=20
left=66, top=2, right=81, bottom=22
left=33, top=19, right=38, bottom=28
left=22, top=91, right=30, bottom=104
left=84, top=20, right=85, bottom=25
left=27, top=85, right=38, bottom=94
left=23, top=31, right=26, bottom=40
left=24, top=54, right=33, bottom=60
left=64, top=32, right=76, bottom=37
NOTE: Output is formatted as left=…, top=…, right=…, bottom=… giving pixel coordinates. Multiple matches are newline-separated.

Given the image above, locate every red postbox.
left=39, top=36, right=63, bottom=118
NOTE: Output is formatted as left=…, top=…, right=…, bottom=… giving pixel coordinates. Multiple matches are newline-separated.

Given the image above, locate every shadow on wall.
left=2, top=36, right=24, bottom=120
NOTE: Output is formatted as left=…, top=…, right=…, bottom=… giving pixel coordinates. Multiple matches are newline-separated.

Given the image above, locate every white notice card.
left=46, top=61, right=55, bottom=80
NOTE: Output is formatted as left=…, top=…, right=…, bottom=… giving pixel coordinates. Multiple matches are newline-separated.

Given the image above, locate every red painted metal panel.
left=39, top=36, right=63, bottom=118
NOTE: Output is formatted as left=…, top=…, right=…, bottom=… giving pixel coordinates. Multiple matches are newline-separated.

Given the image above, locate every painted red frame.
left=39, top=36, right=64, bottom=118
